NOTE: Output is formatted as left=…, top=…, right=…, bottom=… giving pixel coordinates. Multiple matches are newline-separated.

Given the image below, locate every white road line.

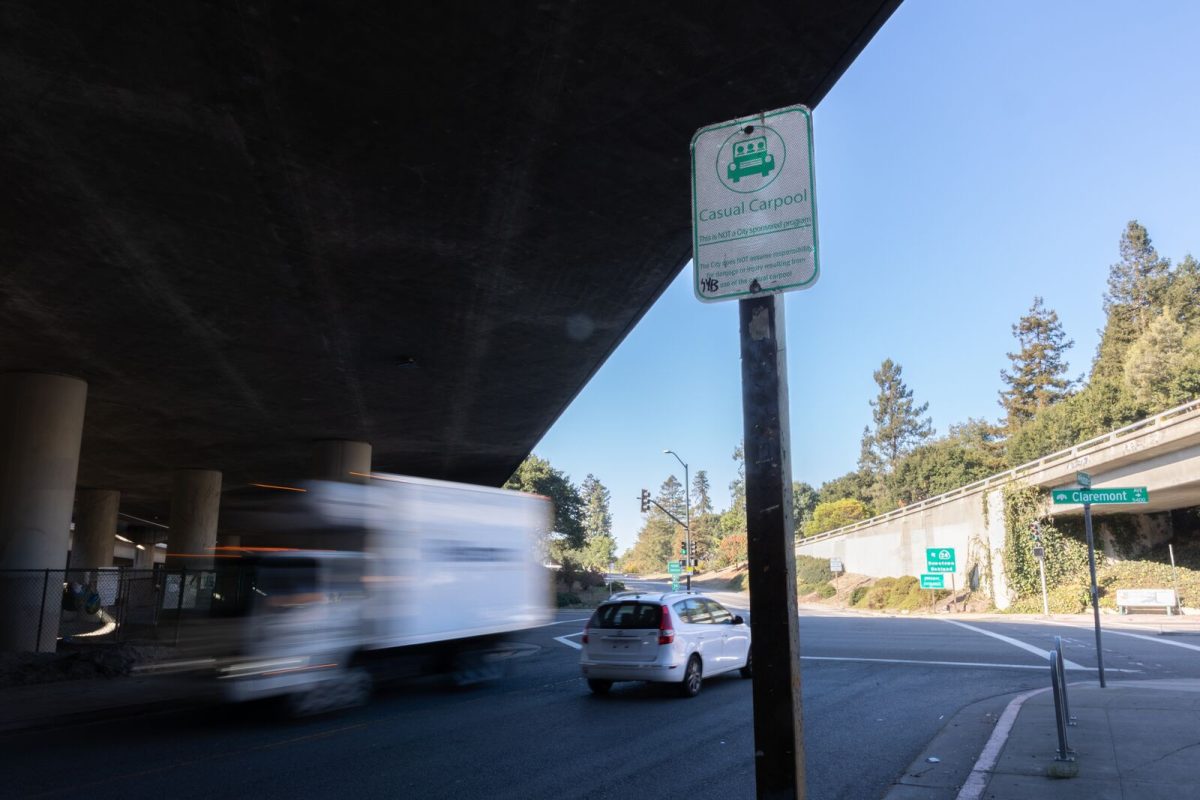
left=553, top=634, right=583, bottom=650
left=524, top=617, right=590, bottom=630
left=955, top=687, right=1049, bottom=800
left=941, top=619, right=1087, bottom=669
left=1105, top=629, right=1200, bottom=652
left=798, top=655, right=1138, bottom=672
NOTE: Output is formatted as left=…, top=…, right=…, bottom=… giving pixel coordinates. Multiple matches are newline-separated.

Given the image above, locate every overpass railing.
left=800, top=397, right=1200, bottom=546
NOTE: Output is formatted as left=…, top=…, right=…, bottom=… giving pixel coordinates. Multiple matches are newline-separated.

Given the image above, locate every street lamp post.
left=664, top=449, right=691, bottom=591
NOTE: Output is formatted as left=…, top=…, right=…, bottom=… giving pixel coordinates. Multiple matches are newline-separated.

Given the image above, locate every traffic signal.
left=639, top=489, right=650, bottom=513
left=680, top=542, right=688, bottom=556
left=1030, top=521, right=1042, bottom=542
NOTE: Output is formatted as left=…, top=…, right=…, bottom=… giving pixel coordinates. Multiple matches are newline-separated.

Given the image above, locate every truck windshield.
left=590, top=601, right=661, bottom=629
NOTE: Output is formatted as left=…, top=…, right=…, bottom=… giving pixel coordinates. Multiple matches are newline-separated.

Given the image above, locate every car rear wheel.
left=587, top=678, right=612, bottom=695
left=740, top=649, right=753, bottom=679
left=679, top=655, right=702, bottom=698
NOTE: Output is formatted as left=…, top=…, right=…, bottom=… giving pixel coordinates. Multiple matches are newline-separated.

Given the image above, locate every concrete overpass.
left=0, top=1, right=900, bottom=649
left=797, top=399, right=1200, bottom=608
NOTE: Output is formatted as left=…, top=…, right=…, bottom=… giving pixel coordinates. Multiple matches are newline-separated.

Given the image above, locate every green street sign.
left=1076, top=471, right=1091, bottom=488
left=670, top=577, right=681, bottom=591
left=925, top=547, right=956, bottom=573
left=1052, top=487, right=1149, bottom=505
left=691, top=105, right=819, bottom=302
left=920, top=574, right=945, bottom=590
left=667, top=561, right=682, bottom=575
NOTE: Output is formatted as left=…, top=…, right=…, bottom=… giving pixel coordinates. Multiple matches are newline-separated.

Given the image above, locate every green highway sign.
left=691, top=105, right=819, bottom=302
left=1052, top=487, right=1149, bottom=505
left=1076, top=471, right=1091, bottom=488
left=667, top=561, right=682, bottom=575
left=920, top=574, right=945, bottom=590
left=925, top=547, right=956, bottom=573
left=671, top=577, right=681, bottom=591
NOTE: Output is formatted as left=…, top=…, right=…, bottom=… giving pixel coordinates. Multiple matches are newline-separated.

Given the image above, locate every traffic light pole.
left=740, top=294, right=805, bottom=799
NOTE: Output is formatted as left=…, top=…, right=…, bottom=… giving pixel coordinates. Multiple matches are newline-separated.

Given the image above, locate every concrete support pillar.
left=312, top=440, right=371, bottom=483
left=167, top=469, right=221, bottom=571
left=134, top=529, right=158, bottom=569
left=0, top=373, right=88, bottom=652
left=73, top=489, right=120, bottom=570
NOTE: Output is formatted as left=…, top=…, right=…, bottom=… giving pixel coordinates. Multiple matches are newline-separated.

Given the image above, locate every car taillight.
left=582, top=622, right=589, bottom=645
left=658, top=605, right=674, bottom=645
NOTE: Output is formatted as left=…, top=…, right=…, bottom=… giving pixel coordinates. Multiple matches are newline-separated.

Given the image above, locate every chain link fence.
left=0, top=567, right=225, bottom=652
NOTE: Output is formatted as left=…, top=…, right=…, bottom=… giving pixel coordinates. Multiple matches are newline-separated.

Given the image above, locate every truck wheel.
left=587, top=679, right=612, bottom=695
left=679, top=655, right=702, bottom=698
left=451, top=650, right=505, bottom=687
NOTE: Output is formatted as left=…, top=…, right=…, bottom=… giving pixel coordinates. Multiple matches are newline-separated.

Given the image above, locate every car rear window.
left=590, top=601, right=662, bottom=629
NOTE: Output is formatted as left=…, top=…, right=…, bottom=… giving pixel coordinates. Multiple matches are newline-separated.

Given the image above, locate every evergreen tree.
left=579, top=474, right=612, bottom=541
left=691, top=470, right=713, bottom=516
left=859, top=358, right=934, bottom=475
left=720, top=444, right=747, bottom=541
left=999, top=297, right=1074, bottom=428
left=1095, top=221, right=1171, bottom=381
left=792, top=481, right=818, bottom=533
left=656, top=475, right=686, bottom=522
left=578, top=474, right=616, bottom=571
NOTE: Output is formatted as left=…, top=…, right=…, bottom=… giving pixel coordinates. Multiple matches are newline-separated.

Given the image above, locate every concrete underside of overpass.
left=0, top=1, right=897, bottom=520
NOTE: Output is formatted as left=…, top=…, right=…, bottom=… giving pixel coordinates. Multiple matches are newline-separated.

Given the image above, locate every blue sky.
left=536, top=1, right=1200, bottom=552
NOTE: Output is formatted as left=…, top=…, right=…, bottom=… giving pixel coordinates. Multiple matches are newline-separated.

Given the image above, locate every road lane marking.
left=554, top=633, right=583, bottom=650
left=941, top=619, right=1086, bottom=669
left=1104, top=629, right=1200, bottom=652
left=955, top=687, right=1049, bottom=800
left=798, top=655, right=1137, bottom=672
left=524, top=617, right=591, bottom=629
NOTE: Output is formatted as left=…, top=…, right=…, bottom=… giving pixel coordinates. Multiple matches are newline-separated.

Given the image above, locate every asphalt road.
left=4, top=586, right=1200, bottom=800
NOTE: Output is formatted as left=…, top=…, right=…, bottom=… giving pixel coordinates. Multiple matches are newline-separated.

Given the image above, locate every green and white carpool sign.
left=691, top=105, right=819, bottom=302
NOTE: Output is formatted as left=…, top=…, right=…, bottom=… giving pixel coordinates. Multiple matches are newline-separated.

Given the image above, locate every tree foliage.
left=504, top=454, right=584, bottom=552
left=691, top=470, right=714, bottom=516
left=999, top=297, right=1074, bottom=429
left=792, top=481, right=818, bottom=534
left=859, top=359, right=934, bottom=476
left=802, top=498, right=869, bottom=537
left=888, top=419, right=1007, bottom=506
left=578, top=474, right=616, bottom=570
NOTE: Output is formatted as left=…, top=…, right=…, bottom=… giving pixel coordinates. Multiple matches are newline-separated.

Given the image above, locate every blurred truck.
left=207, top=474, right=552, bottom=715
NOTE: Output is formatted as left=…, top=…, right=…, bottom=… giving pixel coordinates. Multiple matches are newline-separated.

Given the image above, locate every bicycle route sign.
left=690, top=105, right=819, bottom=303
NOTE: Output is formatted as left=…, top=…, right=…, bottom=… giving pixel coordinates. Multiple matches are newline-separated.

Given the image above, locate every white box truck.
left=208, top=474, right=552, bottom=714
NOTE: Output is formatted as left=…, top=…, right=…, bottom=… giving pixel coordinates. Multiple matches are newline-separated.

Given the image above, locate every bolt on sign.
left=690, top=105, right=819, bottom=302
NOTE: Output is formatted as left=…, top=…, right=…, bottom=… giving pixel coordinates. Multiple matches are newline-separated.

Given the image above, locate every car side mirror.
left=731, top=615, right=744, bottom=625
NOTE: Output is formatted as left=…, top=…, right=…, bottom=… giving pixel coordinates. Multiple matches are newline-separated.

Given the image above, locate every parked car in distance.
left=579, top=591, right=751, bottom=698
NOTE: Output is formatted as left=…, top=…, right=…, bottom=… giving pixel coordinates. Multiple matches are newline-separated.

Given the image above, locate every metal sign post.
left=694, top=105, right=818, bottom=800
left=1053, top=484, right=1149, bottom=688
left=740, top=294, right=804, bottom=799
left=1082, top=500, right=1106, bottom=688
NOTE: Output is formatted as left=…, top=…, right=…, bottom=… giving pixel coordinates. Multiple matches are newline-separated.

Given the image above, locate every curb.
left=0, top=695, right=206, bottom=735
left=881, top=689, right=1030, bottom=800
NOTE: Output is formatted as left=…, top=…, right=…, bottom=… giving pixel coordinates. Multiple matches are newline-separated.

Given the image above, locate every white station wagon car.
left=580, top=591, right=751, bottom=697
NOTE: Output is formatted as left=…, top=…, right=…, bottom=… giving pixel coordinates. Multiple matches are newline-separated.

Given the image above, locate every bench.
left=1115, top=588, right=1179, bottom=615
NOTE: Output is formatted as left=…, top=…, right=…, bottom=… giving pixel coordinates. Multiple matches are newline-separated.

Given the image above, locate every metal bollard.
left=1055, top=636, right=1076, bottom=726
left=1050, top=651, right=1075, bottom=762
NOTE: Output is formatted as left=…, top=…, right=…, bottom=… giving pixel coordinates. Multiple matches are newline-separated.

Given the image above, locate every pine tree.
left=859, top=359, right=933, bottom=475
left=1095, top=221, right=1171, bottom=381
left=578, top=474, right=616, bottom=570
left=999, top=297, right=1075, bottom=429
left=656, top=475, right=686, bottom=523
left=690, top=470, right=713, bottom=516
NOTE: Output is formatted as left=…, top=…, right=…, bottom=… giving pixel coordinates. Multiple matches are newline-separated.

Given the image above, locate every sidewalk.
left=0, top=673, right=211, bottom=733
left=886, top=679, right=1200, bottom=800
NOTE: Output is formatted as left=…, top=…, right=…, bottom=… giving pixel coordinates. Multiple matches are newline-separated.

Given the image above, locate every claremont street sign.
left=690, top=105, right=819, bottom=302
left=1051, top=487, right=1149, bottom=505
